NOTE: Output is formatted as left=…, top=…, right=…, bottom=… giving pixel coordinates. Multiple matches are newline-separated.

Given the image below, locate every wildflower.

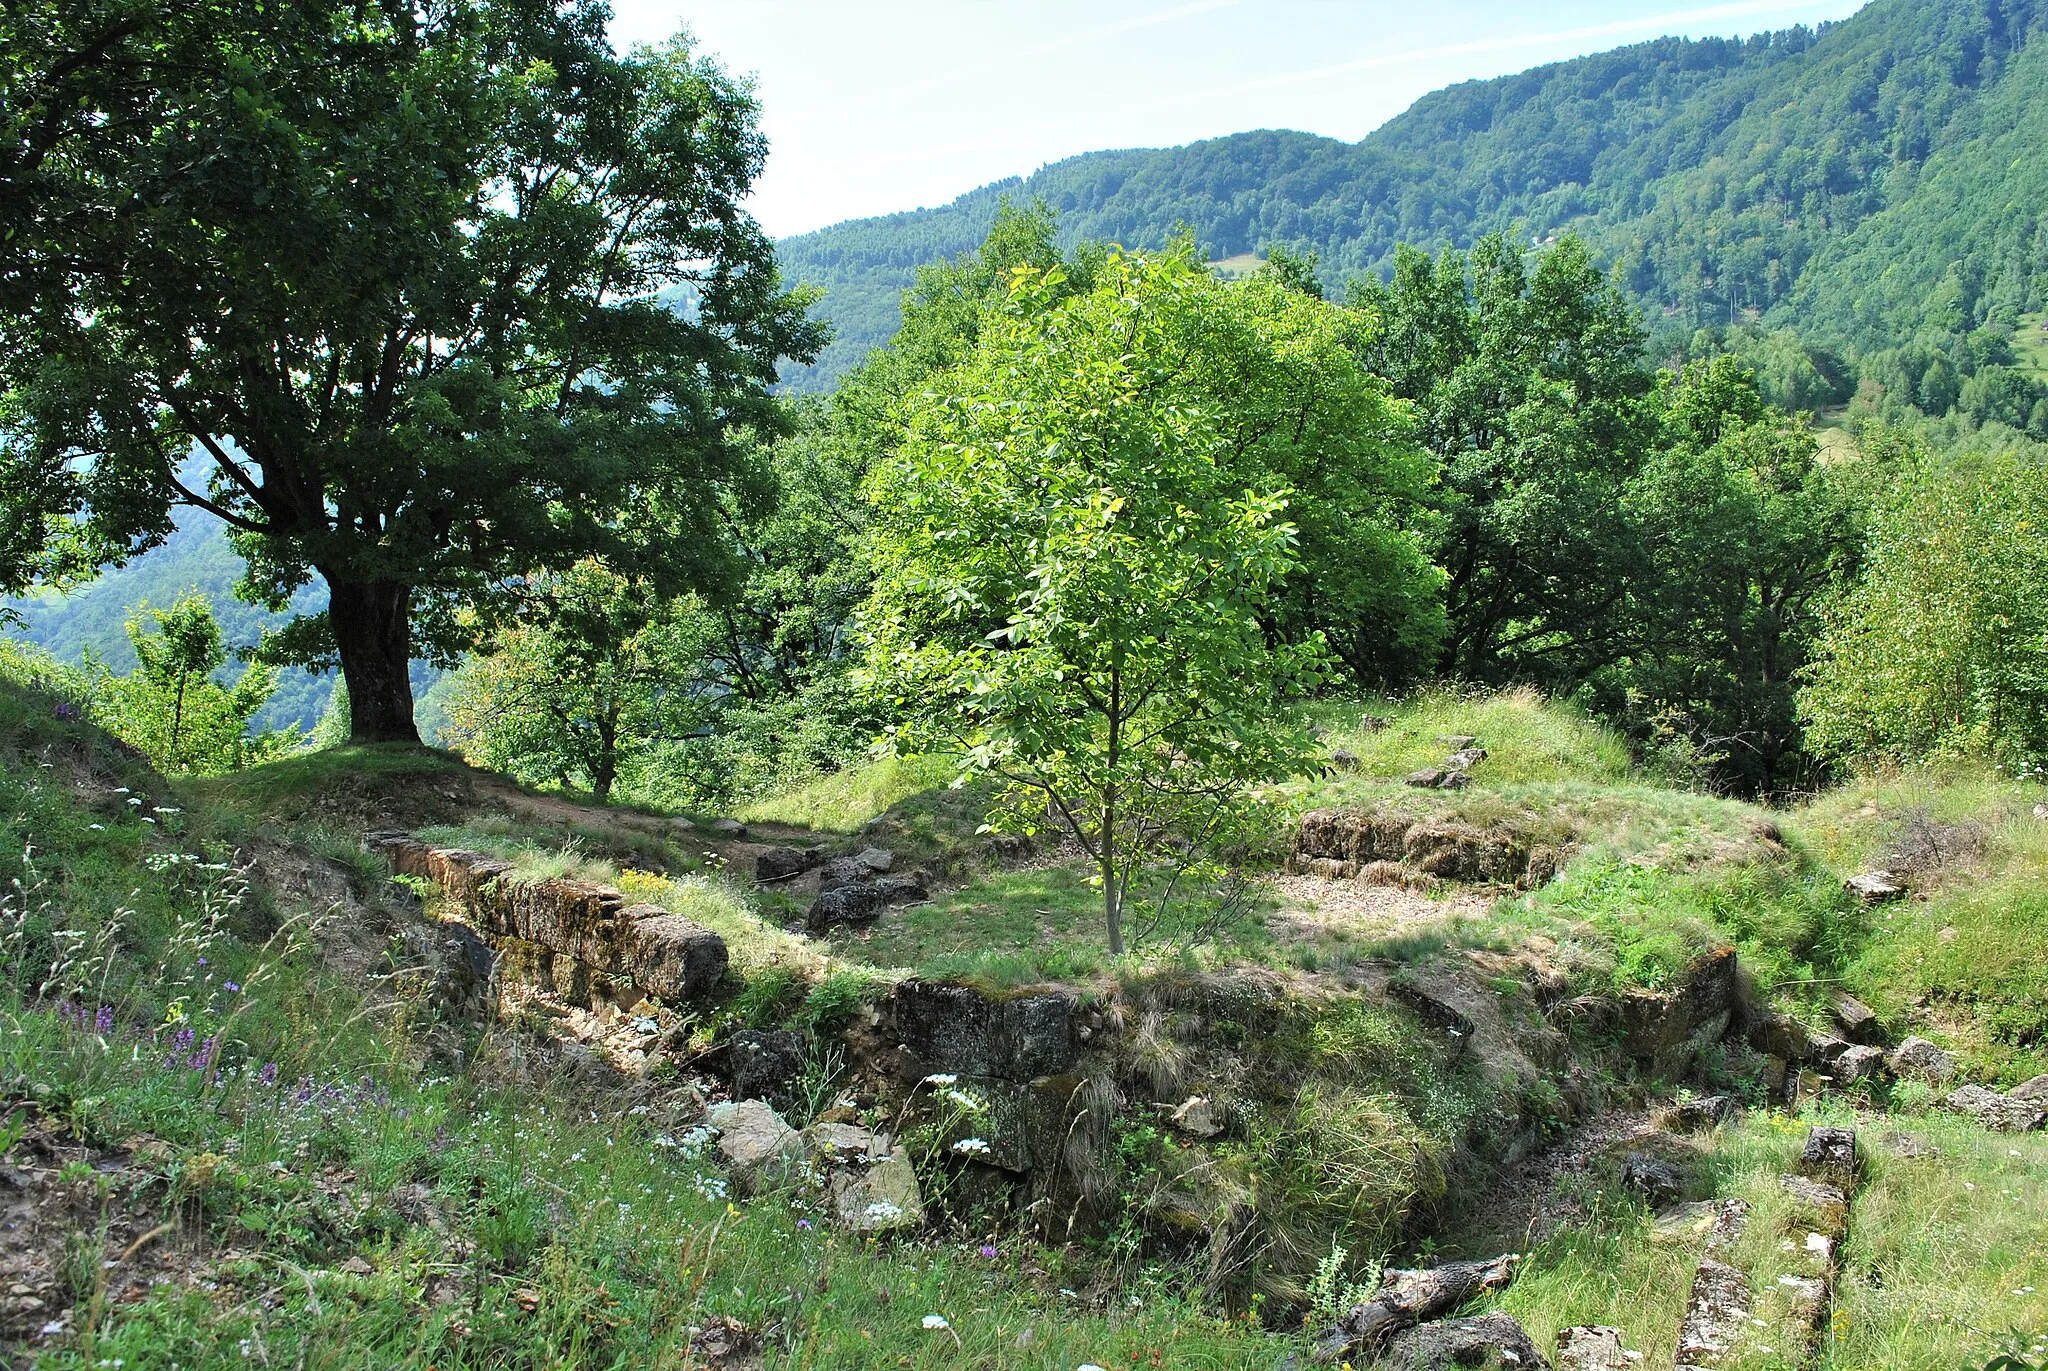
left=952, top=1137, right=991, bottom=1156
left=864, top=1200, right=904, bottom=1222
left=979, top=1244, right=999, bottom=1258
left=259, top=1062, right=279, bottom=1087
left=944, top=1088, right=983, bottom=1112
left=1079, top=1365, right=1108, bottom=1371
left=223, top=982, right=241, bottom=994
left=922, top=1073, right=959, bottom=1086
left=95, top=1005, right=114, bottom=1035
left=126, top=797, right=142, bottom=806
left=89, top=824, right=104, bottom=831
left=797, top=1219, right=813, bottom=1230
left=922, top=1315, right=950, bottom=1331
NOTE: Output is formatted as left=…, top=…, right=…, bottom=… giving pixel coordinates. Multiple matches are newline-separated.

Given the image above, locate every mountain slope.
left=777, top=0, right=2048, bottom=390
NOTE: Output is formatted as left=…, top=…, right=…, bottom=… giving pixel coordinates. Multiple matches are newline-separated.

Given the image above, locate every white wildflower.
left=951, top=1137, right=991, bottom=1156
left=922, top=1315, right=950, bottom=1331
left=922, top=1073, right=958, bottom=1086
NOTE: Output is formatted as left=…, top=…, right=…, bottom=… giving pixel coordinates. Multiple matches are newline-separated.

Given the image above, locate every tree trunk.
left=592, top=712, right=618, bottom=804
left=325, top=576, right=420, bottom=744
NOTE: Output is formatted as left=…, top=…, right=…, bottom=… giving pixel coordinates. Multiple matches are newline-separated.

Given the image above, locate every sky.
left=607, top=0, right=1872, bottom=239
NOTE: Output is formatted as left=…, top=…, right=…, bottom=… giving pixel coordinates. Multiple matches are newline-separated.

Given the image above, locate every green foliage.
left=866, top=245, right=1432, bottom=951
left=86, top=595, right=290, bottom=776
left=0, top=0, right=821, bottom=739
left=1800, top=444, right=2048, bottom=771
left=443, top=563, right=713, bottom=804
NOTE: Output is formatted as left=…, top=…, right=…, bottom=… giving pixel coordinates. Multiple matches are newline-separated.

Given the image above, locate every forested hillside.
left=780, top=0, right=2048, bottom=409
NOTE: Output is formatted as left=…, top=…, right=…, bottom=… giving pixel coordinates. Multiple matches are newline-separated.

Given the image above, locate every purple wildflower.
left=797, top=1219, right=812, bottom=1231
left=54, top=702, right=78, bottom=721
left=196, top=957, right=206, bottom=966
left=223, top=982, right=241, bottom=994
left=259, top=1062, right=279, bottom=1088
left=188, top=1035, right=219, bottom=1073
left=979, top=1245, right=999, bottom=1259
left=94, top=1005, right=115, bottom=1035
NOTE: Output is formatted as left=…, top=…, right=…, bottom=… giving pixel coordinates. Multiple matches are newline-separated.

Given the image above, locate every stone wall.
left=1289, top=807, right=1572, bottom=888
left=364, top=831, right=728, bottom=1010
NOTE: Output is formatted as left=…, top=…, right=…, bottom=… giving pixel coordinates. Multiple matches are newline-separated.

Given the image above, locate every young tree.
left=1800, top=444, right=2048, bottom=772
left=864, top=248, right=1431, bottom=953
left=93, top=594, right=287, bottom=775
left=0, top=0, right=821, bottom=742
left=443, top=562, right=711, bottom=803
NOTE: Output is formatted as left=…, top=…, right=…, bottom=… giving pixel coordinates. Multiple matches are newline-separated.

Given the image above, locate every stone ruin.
left=1287, top=807, right=1574, bottom=889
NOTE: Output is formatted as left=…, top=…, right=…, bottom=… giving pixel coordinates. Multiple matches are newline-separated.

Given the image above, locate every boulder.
left=1388, top=977, right=1477, bottom=1044
left=1798, top=1126, right=1860, bottom=1188
left=1329, top=748, right=1361, bottom=773
left=1556, top=1325, right=1634, bottom=1370
left=628, top=910, right=729, bottom=1001
left=891, top=980, right=1076, bottom=1079
left=755, top=846, right=818, bottom=882
left=1621, top=1152, right=1686, bottom=1208
left=1663, top=1095, right=1738, bottom=1133
left=1778, top=1174, right=1849, bottom=1240
left=854, top=847, right=895, bottom=873
left=1831, top=994, right=1882, bottom=1043
left=707, top=1100, right=802, bottom=1191
left=1843, top=870, right=1904, bottom=904
left=1746, top=1012, right=1814, bottom=1064
left=1831, top=1044, right=1886, bottom=1084
left=875, top=875, right=929, bottom=905
left=726, top=1029, right=805, bottom=1107
left=1406, top=768, right=1451, bottom=789
left=805, top=882, right=887, bottom=932
left=1887, top=1036, right=1957, bottom=1084
left=827, top=1152, right=924, bottom=1232
left=708, top=818, right=747, bottom=838
left=1674, top=1259, right=1752, bottom=1367
left=2010, top=1073, right=2048, bottom=1102
left=1445, top=747, right=1489, bottom=770
left=1309, top=1254, right=1520, bottom=1364
left=1944, top=1084, right=2046, bottom=1132
left=816, top=857, right=874, bottom=893
left=1381, top=1313, right=1548, bottom=1370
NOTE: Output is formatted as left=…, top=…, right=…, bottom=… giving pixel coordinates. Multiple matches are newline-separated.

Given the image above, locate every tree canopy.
left=0, top=0, right=822, bottom=741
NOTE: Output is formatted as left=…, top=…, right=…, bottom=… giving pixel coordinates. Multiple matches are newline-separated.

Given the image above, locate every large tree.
left=0, top=0, right=820, bottom=740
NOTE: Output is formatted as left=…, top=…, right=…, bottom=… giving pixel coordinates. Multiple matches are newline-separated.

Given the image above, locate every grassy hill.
left=778, top=0, right=2048, bottom=392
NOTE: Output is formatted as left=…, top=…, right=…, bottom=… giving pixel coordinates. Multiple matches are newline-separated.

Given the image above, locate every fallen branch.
left=1311, top=1253, right=1520, bottom=1364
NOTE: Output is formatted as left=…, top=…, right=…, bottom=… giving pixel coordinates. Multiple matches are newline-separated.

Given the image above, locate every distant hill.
left=777, top=0, right=2048, bottom=392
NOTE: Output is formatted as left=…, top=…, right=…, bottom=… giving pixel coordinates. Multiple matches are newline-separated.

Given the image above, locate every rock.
left=2010, top=1073, right=2048, bottom=1102
left=726, top=1029, right=805, bottom=1107
left=1361, top=714, right=1391, bottom=732
left=1438, top=735, right=1479, bottom=749
left=1831, top=1044, right=1886, bottom=1084
left=1807, top=1030, right=1851, bottom=1064
left=1381, top=1313, right=1548, bottom=1370
left=1674, top=1259, right=1751, bottom=1367
left=855, top=847, right=895, bottom=873
left=1556, top=1325, right=1634, bottom=1370
left=707, top=1099, right=802, bottom=1191
left=1406, top=768, right=1451, bottom=789
left=891, top=980, right=1076, bottom=1079
left=1438, top=769, right=1475, bottom=789
left=804, top=1121, right=889, bottom=1165
left=1778, top=1174, right=1849, bottom=1239
left=339, top=1255, right=375, bottom=1276
left=1831, top=994, right=1882, bottom=1043
left=1663, top=1095, right=1737, bottom=1132
left=805, top=881, right=887, bottom=932
left=1168, top=1096, right=1223, bottom=1138
left=1944, top=1084, right=2046, bottom=1132
left=875, top=875, right=929, bottom=905
left=708, top=818, right=747, bottom=838
left=1444, top=747, right=1489, bottom=770
left=1621, top=1152, right=1686, bottom=1208
left=1746, top=1012, right=1813, bottom=1064
left=1330, top=748, right=1361, bottom=772
left=628, top=910, right=729, bottom=1001
left=1798, top=1126, right=1860, bottom=1187
left=1887, top=1036, right=1957, bottom=1084
left=815, top=857, right=874, bottom=893
left=828, top=1151, right=924, bottom=1231
left=1388, top=977, right=1477, bottom=1044
left=2035, top=802, right=2048, bottom=820
left=1310, top=1255, right=1521, bottom=1364
left=1843, top=870, right=1904, bottom=904
left=755, top=846, right=818, bottom=882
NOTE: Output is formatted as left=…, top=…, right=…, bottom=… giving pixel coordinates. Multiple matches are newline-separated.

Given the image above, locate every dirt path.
left=1266, top=872, right=1498, bottom=944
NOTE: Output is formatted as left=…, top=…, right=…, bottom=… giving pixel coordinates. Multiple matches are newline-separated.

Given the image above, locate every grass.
left=1484, top=1103, right=2048, bottom=1371
left=1300, top=685, right=1635, bottom=790
left=733, top=753, right=961, bottom=833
